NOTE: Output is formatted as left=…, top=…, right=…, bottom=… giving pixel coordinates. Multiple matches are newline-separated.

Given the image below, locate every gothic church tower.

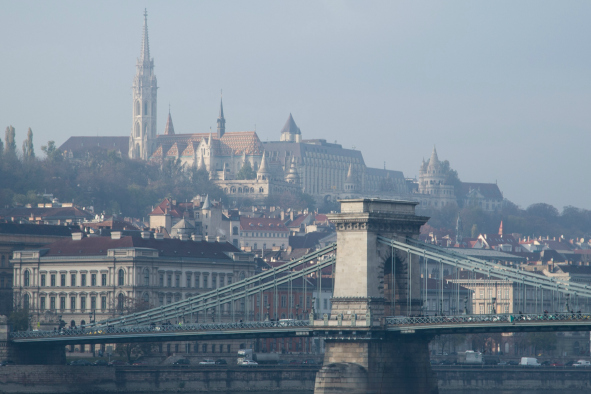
left=129, top=9, right=158, bottom=160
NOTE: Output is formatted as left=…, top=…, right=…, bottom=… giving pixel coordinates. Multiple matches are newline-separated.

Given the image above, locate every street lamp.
left=265, top=304, right=270, bottom=321
left=491, top=297, right=497, bottom=314
left=463, top=296, right=469, bottom=315
left=312, top=297, right=316, bottom=320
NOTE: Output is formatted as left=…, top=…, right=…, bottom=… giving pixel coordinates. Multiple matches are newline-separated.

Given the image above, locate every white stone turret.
left=344, top=163, right=356, bottom=191
left=257, top=151, right=271, bottom=181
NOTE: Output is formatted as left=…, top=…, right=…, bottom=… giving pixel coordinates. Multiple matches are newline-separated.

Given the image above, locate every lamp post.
left=312, top=297, right=316, bottom=320
left=491, top=297, right=497, bottom=315
left=463, top=296, right=468, bottom=315
left=265, top=304, right=270, bottom=321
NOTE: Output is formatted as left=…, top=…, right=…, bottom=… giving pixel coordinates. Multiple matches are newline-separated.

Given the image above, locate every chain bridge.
left=6, top=199, right=591, bottom=394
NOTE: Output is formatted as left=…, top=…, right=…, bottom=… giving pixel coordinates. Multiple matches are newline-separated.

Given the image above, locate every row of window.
left=477, top=289, right=512, bottom=299
left=35, top=295, right=107, bottom=312
left=241, top=232, right=288, bottom=238
left=24, top=270, right=125, bottom=288
left=151, top=272, right=233, bottom=289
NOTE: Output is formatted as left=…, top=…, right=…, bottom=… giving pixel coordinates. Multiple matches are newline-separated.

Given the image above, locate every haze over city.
left=1, top=0, right=590, bottom=210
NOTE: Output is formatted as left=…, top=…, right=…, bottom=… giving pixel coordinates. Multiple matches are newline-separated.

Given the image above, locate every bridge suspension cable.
left=95, top=243, right=337, bottom=328
left=378, top=236, right=591, bottom=302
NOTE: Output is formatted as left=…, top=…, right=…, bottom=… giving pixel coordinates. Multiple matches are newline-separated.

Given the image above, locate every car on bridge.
left=92, top=359, right=108, bottom=366
left=573, top=360, right=591, bottom=367
left=69, top=359, right=93, bottom=366
left=173, top=359, right=191, bottom=367
left=240, top=360, right=258, bottom=367
left=199, top=359, right=216, bottom=366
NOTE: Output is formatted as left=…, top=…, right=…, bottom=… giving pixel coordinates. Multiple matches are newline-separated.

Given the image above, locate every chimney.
left=205, top=235, right=215, bottom=243
left=140, top=231, right=151, bottom=239
left=154, top=233, right=164, bottom=240
left=216, top=235, right=226, bottom=243
left=191, top=234, right=203, bottom=242
left=72, top=232, right=83, bottom=241
left=111, top=231, right=122, bottom=240
left=290, top=211, right=294, bottom=221
left=179, top=234, right=189, bottom=241
left=280, top=211, right=285, bottom=221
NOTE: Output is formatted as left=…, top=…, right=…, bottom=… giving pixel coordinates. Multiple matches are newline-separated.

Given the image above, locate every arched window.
left=144, top=101, right=148, bottom=115
left=134, top=122, right=140, bottom=138
left=118, top=269, right=125, bottom=286
left=23, top=293, right=30, bottom=310
left=143, top=269, right=150, bottom=286
left=143, top=293, right=149, bottom=304
left=70, top=320, right=76, bottom=328
left=259, top=187, right=264, bottom=193
left=117, top=293, right=124, bottom=311
left=23, top=270, right=30, bottom=287
left=232, top=226, right=238, bottom=236
left=81, top=319, right=86, bottom=326
left=135, top=101, right=140, bottom=116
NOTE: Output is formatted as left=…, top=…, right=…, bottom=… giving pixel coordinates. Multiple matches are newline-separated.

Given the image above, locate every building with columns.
left=11, top=231, right=255, bottom=328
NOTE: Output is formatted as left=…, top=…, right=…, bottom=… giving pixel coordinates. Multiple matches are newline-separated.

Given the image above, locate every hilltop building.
left=414, top=147, right=504, bottom=212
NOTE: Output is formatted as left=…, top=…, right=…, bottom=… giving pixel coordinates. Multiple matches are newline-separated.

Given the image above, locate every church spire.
left=164, top=108, right=175, bottom=135
left=217, top=92, right=226, bottom=138
left=140, top=9, right=150, bottom=64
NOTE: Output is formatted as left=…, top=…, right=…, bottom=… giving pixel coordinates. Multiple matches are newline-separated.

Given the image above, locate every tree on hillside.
left=41, top=141, right=62, bottom=162
left=22, top=128, right=35, bottom=160
left=440, top=160, right=462, bottom=200
left=236, top=161, right=256, bottom=180
left=4, top=126, right=16, bottom=156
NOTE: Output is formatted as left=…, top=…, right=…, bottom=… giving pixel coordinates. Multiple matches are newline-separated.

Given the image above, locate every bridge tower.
left=315, top=199, right=437, bottom=394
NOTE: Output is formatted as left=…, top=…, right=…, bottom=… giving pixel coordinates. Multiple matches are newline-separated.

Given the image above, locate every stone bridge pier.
left=0, top=316, right=65, bottom=365
left=315, top=199, right=437, bottom=394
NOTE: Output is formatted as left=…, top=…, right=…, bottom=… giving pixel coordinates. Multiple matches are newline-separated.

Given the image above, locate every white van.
left=520, top=357, right=540, bottom=366
left=573, top=360, right=591, bottom=367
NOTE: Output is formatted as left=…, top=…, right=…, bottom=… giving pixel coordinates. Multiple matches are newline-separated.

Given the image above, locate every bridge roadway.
left=10, top=313, right=591, bottom=345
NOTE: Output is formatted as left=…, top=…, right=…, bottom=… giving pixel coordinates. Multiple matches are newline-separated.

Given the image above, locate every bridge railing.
left=386, top=313, right=591, bottom=327
left=10, top=319, right=312, bottom=340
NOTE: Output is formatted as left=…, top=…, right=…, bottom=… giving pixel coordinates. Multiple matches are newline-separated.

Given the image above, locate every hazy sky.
left=2, top=1, right=590, bottom=211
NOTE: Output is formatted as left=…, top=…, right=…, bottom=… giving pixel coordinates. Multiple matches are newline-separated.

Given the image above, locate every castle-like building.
left=59, top=11, right=504, bottom=210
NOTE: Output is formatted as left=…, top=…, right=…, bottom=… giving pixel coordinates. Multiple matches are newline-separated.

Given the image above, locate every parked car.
left=507, top=360, right=519, bottom=366
left=69, top=359, right=93, bottom=366
left=240, top=360, right=258, bottom=367
left=0, top=360, right=15, bottom=366
left=520, top=357, right=540, bottom=366
left=173, top=359, right=191, bottom=366
left=541, top=361, right=551, bottom=366
left=199, top=359, right=216, bottom=365
left=92, top=359, right=108, bottom=366
left=497, top=361, right=507, bottom=366
left=573, top=360, right=591, bottom=367
left=108, top=360, right=128, bottom=367
left=565, top=360, right=576, bottom=367
left=215, top=359, right=227, bottom=365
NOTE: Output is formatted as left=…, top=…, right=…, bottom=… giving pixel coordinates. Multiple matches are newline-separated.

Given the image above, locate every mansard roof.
left=460, top=182, right=503, bottom=200
left=59, top=136, right=129, bottom=158
left=40, top=235, right=239, bottom=259
left=0, top=222, right=73, bottom=237
left=240, top=217, right=288, bottom=232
